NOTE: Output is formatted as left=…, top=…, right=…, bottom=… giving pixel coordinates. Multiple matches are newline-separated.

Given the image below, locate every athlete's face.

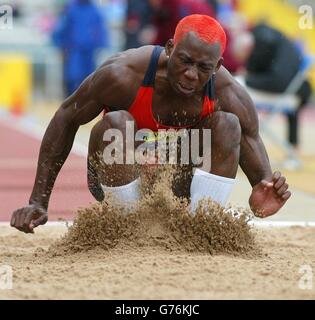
left=165, top=32, right=223, bottom=97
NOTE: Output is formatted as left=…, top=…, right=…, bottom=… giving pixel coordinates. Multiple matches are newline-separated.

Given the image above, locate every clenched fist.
left=10, top=204, right=48, bottom=233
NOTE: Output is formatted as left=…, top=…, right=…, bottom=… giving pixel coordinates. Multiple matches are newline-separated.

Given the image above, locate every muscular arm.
left=10, top=46, right=155, bottom=233
left=29, top=76, right=105, bottom=210
left=216, top=67, right=291, bottom=217
left=216, top=67, right=272, bottom=186
left=30, top=58, right=142, bottom=209
left=11, top=46, right=155, bottom=233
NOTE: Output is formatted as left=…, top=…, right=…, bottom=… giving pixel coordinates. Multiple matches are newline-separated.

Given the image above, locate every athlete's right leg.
left=87, top=111, right=139, bottom=202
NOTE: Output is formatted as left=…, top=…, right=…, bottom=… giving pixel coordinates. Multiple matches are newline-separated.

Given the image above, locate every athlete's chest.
left=151, top=89, right=204, bottom=127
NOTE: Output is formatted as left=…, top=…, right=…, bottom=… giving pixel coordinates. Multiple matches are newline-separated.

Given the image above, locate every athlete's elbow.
left=54, top=103, right=80, bottom=131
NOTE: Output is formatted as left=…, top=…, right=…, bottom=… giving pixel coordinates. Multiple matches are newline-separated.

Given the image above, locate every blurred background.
left=0, top=0, right=314, bottom=222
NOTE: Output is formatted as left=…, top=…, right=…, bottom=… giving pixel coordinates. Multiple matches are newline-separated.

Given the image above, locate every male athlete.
left=11, top=15, right=291, bottom=233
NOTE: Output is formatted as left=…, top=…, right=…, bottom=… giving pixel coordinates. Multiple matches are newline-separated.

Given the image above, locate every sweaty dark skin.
left=10, top=32, right=291, bottom=233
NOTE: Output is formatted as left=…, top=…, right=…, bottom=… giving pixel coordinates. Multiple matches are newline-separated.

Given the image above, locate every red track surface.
left=0, top=119, right=95, bottom=221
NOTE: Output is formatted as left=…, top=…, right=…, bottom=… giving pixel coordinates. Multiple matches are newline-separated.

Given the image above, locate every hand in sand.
left=10, top=204, right=48, bottom=233
left=249, top=171, right=291, bottom=218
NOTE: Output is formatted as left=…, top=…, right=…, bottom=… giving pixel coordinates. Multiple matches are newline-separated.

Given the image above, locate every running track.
left=0, top=114, right=95, bottom=221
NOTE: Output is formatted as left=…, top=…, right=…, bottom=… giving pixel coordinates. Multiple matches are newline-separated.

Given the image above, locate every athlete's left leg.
left=172, top=111, right=241, bottom=207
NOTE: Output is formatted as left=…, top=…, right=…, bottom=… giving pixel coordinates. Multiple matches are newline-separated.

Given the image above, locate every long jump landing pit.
left=1, top=187, right=315, bottom=300
left=0, top=225, right=314, bottom=299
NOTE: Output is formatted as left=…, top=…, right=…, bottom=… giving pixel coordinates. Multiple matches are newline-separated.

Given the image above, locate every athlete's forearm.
left=216, top=75, right=273, bottom=186
left=239, top=133, right=273, bottom=187
left=29, top=111, right=79, bottom=210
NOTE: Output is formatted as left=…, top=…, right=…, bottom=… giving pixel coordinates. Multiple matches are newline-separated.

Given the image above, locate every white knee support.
left=190, top=169, right=235, bottom=212
left=101, top=178, right=141, bottom=207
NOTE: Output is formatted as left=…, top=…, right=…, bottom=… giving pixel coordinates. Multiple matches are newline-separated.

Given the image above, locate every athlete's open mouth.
left=177, top=82, right=194, bottom=95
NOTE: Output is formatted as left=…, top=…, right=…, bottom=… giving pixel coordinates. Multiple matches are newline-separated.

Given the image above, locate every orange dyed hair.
left=173, top=14, right=226, bottom=54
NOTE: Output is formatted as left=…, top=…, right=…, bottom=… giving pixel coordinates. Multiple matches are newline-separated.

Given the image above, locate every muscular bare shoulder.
left=215, top=67, right=259, bottom=137
left=90, top=46, right=156, bottom=110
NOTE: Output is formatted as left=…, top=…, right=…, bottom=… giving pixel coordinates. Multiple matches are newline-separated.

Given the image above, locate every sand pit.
left=0, top=225, right=314, bottom=299
left=1, top=169, right=314, bottom=299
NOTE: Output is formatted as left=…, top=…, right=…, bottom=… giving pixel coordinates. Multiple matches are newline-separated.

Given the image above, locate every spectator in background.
left=206, top=0, right=218, bottom=14
left=234, top=23, right=312, bottom=168
left=149, top=0, right=181, bottom=46
left=52, top=0, right=109, bottom=96
left=222, top=27, right=244, bottom=73
left=215, top=0, right=247, bottom=73
left=149, top=0, right=215, bottom=46
left=179, top=0, right=215, bottom=19
left=124, top=0, right=153, bottom=49
left=216, top=0, right=238, bottom=21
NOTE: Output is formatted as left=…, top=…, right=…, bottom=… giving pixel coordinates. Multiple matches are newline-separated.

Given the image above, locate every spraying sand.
left=50, top=166, right=257, bottom=256
left=1, top=167, right=314, bottom=299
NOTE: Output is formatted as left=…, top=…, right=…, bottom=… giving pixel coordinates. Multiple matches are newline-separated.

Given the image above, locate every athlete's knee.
left=87, top=159, right=104, bottom=202
left=103, top=110, right=136, bottom=130
left=212, top=111, right=241, bottom=147
left=90, top=110, right=137, bottom=147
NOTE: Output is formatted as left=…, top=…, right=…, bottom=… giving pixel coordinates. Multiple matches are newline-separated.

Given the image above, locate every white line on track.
left=249, top=220, right=315, bottom=228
